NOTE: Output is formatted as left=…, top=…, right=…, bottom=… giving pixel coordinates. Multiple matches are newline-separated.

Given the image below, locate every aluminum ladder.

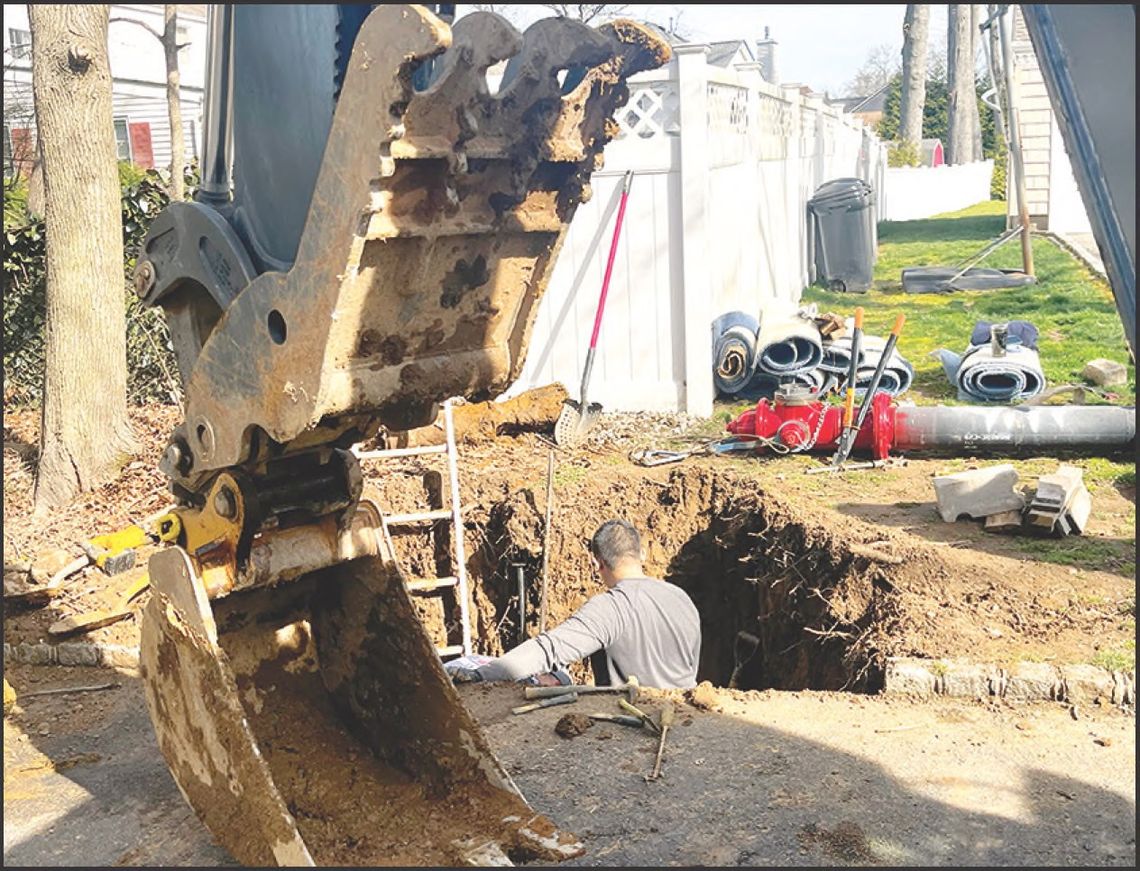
left=353, top=399, right=472, bottom=660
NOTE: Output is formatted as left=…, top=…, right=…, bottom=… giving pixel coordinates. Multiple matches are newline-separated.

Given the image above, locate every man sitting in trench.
left=449, top=519, right=701, bottom=690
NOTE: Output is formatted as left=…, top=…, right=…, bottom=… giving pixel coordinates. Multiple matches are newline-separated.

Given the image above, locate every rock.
left=1081, top=358, right=1127, bottom=387
left=686, top=680, right=721, bottom=711
left=3, top=561, right=31, bottom=581
left=30, top=547, right=78, bottom=584
left=554, top=713, right=594, bottom=739
left=3, top=678, right=16, bottom=715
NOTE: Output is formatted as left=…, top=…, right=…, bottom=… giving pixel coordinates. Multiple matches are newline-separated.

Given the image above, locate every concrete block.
left=1059, top=664, right=1116, bottom=704
left=1111, top=671, right=1135, bottom=706
left=1065, top=486, right=1092, bottom=535
left=1028, top=464, right=1088, bottom=533
left=56, top=643, right=100, bottom=667
left=941, top=662, right=992, bottom=699
left=102, top=645, right=140, bottom=669
left=8, top=642, right=56, bottom=666
left=1006, top=662, right=1061, bottom=702
left=1081, top=358, right=1128, bottom=387
left=984, top=510, right=1024, bottom=532
left=883, top=658, right=936, bottom=696
left=933, top=464, right=1025, bottom=522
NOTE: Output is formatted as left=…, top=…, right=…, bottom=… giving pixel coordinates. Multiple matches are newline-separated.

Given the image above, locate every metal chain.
left=799, top=401, right=830, bottom=452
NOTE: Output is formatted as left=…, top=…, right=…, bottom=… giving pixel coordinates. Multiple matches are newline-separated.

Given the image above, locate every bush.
left=3, top=176, right=30, bottom=225
left=4, top=167, right=182, bottom=406
left=887, top=140, right=922, bottom=167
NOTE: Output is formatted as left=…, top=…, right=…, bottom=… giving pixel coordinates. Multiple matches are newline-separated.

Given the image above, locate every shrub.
left=4, top=167, right=183, bottom=406
left=887, top=140, right=922, bottom=167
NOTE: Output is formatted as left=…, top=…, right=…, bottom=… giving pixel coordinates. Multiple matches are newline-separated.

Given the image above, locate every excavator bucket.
left=134, top=6, right=670, bottom=866
left=141, top=506, right=582, bottom=866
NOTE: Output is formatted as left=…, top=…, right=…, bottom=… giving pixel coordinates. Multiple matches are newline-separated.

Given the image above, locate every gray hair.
left=589, top=519, right=642, bottom=569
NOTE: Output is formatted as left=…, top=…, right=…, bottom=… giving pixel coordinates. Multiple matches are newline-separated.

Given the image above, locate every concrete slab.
left=932, top=464, right=1025, bottom=523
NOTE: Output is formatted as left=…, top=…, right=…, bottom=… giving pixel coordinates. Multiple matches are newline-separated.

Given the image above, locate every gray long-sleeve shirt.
left=475, top=577, right=701, bottom=690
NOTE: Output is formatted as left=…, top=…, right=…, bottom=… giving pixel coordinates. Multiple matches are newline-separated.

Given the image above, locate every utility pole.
left=995, top=4, right=1034, bottom=277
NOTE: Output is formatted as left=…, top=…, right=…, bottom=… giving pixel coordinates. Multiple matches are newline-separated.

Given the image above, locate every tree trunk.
left=163, top=5, right=184, bottom=200
left=946, top=4, right=974, bottom=164
left=30, top=4, right=136, bottom=515
left=899, top=4, right=930, bottom=149
left=968, top=4, right=985, bottom=160
left=27, top=138, right=45, bottom=218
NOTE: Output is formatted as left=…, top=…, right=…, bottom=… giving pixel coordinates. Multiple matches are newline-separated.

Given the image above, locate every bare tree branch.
left=108, top=16, right=163, bottom=41
left=542, top=4, right=629, bottom=24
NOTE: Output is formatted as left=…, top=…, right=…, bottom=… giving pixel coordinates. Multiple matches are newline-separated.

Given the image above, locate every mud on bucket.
left=140, top=541, right=582, bottom=866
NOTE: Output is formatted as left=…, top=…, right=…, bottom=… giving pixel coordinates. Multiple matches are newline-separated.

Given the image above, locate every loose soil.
left=2, top=402, right=1135, bottom=868
left=4, top=404, right=1135, bottom=688
left=5, top=664, right=1134, bottom=866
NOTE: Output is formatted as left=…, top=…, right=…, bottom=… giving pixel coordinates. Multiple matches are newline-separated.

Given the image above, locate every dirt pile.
left=5, top=406, right=1133, bottom=691
left=366, top=452, right=1132, bottom=693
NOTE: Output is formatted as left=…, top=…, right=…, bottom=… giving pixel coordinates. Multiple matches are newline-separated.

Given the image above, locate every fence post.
left=675, top=44, right=713, bottom=417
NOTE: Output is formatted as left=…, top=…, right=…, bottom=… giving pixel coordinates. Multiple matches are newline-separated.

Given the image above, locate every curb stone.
left=4, top=641, right=140, bottom=670
left=6, top=645, right=1134, bottom=708
left=884, top=657, right=1135, bottom=706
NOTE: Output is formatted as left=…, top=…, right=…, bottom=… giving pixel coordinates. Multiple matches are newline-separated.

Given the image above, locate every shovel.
left=554, top=170, right=634, bottom=447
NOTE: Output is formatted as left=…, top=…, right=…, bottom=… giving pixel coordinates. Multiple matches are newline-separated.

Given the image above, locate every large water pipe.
left=727, top=392, right=1135, bottom=458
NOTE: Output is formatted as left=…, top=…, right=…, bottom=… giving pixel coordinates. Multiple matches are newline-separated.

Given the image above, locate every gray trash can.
left=808, top=178, right=876, bottom=293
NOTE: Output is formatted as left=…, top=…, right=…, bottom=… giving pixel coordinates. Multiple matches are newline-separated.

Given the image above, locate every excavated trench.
left=368, top=465, right=909, bottom=693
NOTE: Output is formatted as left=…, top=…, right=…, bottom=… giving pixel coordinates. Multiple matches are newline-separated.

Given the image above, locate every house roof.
left=706, top=39, right=755, bottom=68
left=667, top=38, right=756, bottom=68
left=847, top=82, right=891, bottom=114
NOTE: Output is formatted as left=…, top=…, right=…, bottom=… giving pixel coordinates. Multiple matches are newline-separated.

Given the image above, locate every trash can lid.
left=809, top=177, right=872, bottom=203
left=808, top=177, right=874, bottom=212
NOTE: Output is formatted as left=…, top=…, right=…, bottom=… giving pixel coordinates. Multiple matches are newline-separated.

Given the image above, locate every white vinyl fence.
left=880, top=160, right=995, bottom=222
left=507, top=47, right=887, bottom=416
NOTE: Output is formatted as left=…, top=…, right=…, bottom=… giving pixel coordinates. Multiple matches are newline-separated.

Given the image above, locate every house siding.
left=3, top=4, right=205, bottom=179
left=1006, top=4, right=1090, bottom=233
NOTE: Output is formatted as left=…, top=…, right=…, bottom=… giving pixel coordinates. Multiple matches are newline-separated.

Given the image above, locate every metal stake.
left=539, top=449, right=554, bottom=633
left=512, top=563, right=527, bottom=645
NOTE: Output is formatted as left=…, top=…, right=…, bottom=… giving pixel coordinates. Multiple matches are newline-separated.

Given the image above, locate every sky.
left=459, top=4, right=950, bottom=97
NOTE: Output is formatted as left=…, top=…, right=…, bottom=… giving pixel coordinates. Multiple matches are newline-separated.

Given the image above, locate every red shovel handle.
left=588, top=171, right=633, bottom=350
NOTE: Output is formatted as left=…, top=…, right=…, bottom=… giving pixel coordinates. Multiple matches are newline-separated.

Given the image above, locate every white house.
left=1006, top=4, right=1091, bottom=235
left=3, top=4, right=207, bottom=178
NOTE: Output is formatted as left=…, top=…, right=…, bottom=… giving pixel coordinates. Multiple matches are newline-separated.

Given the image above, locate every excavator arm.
left=133, top=5, right=669, bottom=865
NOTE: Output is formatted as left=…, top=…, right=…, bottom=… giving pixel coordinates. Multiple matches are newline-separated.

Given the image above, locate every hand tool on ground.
left=645, top=702, right=674, bottom=782
left=554, top=170, right=634, bottom=447
left=618, top=697, right=661, bottom=734
left=830, top=306, right=864, bottom=468
left=629, top=435, right=765, bottom=467
left=44, top=510, right=177, bottom=591
left=831, top=313, right=905, bottom=468
left=48, top=570, right=151, bottom=638
left=588, top=713, right=643, bottom=727
left=512, top=692, right=579, bottom=715
left=805, top=457, right=907, bottom=475
left=524, top=676, right=639, bottom=701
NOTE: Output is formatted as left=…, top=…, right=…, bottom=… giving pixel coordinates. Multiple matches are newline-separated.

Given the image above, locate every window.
left=8, top=28, right=31, bottom=60
left=114, top=118, right=132, bottom=162
left=2, top=124, right=12, bottom=177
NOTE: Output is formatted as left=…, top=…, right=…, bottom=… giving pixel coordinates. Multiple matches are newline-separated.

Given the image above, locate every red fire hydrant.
left=726, top=391, right=896, bottom=459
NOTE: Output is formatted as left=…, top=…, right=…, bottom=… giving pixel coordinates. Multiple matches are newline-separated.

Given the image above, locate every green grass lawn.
left=802, top=200, right=1136, bottom=407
